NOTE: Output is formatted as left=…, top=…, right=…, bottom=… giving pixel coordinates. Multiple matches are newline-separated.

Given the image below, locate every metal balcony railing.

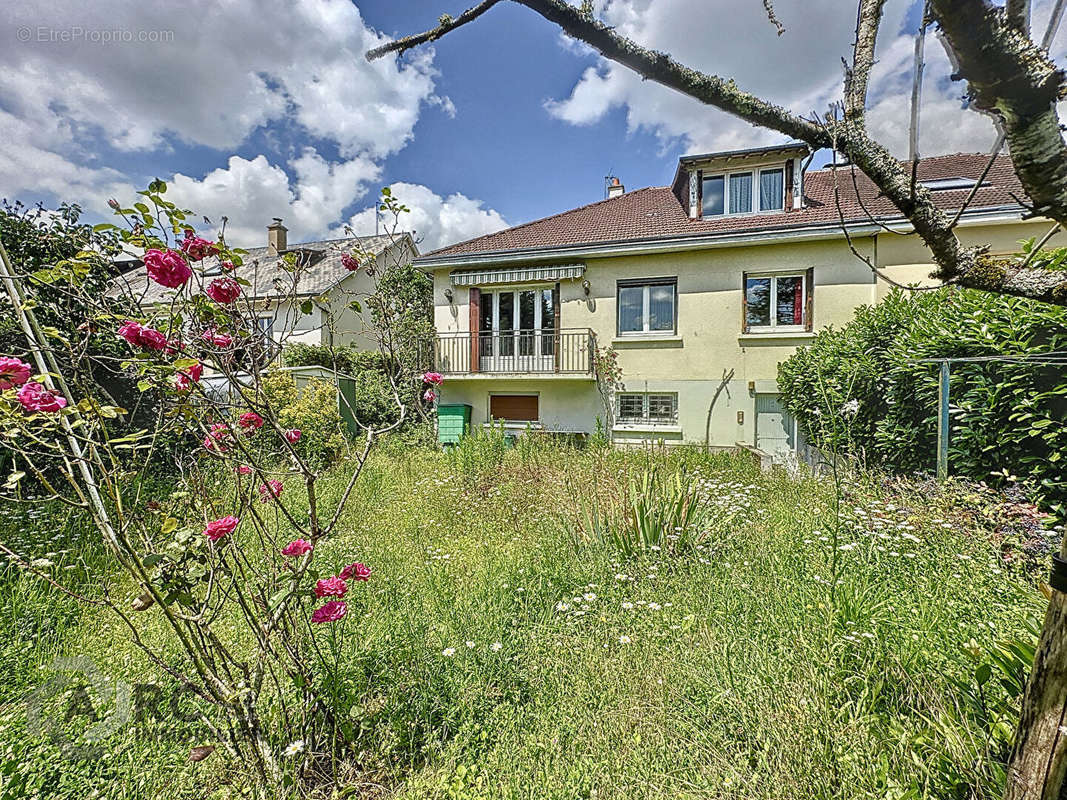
left=429, top=328, right=594, bottom=375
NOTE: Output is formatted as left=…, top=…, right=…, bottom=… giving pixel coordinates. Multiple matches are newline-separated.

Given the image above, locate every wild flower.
left=283, top=740, right=305, bottom=757
left=465, top=640, right=475, bottom=648
left=618, top=635, right=631, bottom=644
left=442, top=647, right=456, bottom=657
left=489, top=642, right=502, bottom=652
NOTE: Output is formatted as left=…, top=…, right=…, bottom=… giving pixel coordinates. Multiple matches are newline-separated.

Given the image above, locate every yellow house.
left=416, top=144, right=1065, bottom=453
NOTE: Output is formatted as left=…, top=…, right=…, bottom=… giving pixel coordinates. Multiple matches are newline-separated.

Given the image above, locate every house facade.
left=416, top=144, right=1065, bottom=453
left=115, top=220, right=418, bottom=354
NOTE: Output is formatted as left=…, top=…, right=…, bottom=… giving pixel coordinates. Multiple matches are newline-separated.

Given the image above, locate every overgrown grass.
left=0, top=438, right=1053, bottom=799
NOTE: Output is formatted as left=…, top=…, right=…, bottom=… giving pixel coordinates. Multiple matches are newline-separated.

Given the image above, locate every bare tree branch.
left=368, top=0, right=1067, bottom=308
left=930, top=0, right=1067, bottom=226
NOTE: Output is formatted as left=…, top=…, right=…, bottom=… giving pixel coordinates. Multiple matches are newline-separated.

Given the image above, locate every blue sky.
left=3, top=0, right=1046, bottom=253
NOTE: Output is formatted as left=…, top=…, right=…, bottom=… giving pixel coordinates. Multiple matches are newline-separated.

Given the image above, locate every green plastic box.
left=437, top=404, right=472, bottom=446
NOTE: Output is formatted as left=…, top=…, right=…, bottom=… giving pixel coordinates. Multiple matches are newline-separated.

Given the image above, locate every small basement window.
left=617, top=393, right=678, bottom=424
left=489, top=394, right=539, bottom=422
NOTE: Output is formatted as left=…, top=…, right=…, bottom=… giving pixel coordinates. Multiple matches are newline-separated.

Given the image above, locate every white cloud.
left=546, top=0, right=1066, bottom=158
left=0, top=0, right=439, bottom=158
left=0, top=0, right=510, bottom=254
left=345, top=182, right=509, bottom=252
left=162, top=152, right=380, bottom=246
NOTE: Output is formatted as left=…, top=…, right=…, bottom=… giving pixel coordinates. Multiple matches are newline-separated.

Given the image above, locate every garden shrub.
left=262, top=370, right=348, bottom=469
left=283, top=341, right=385, bottom=375
left=778, top=287, right=1067, bottom=514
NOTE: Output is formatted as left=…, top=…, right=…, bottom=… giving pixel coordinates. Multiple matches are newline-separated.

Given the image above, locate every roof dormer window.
left=701, top=166, right=784, bottom=217
left=919, top=177, right=986, bottom=191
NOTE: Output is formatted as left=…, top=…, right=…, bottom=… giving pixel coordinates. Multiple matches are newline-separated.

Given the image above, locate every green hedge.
left=778, top=287, right=1067, bottom=514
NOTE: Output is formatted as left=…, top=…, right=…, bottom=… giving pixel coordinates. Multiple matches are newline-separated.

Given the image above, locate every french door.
left=478, top=287, right=556, bottom=371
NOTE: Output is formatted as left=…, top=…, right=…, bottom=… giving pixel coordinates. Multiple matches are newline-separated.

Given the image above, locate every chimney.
left=607, top=176, right=625, bottom=199
left=267, top=218, right=287, bottom=255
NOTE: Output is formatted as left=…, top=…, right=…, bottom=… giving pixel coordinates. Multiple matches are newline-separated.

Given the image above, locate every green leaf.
left=975, top=663, right=992, bottom=686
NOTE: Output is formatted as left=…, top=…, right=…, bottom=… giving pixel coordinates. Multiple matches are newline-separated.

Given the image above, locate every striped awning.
left=449, top=264, right=585, bottom=286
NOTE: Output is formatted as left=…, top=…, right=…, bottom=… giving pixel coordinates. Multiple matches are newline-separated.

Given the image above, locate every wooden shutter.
left=741, top=272, right=750, bottom=334
left=468, top=287, right=480, bottom=373
left=784, top=159, right=794, bottom=212
left=552, top=283, right=561, bottom=373
left=804, top=268, right=815, bottom=332
left=490, top=395, right=538, bottom=422
left=696, top=169, right=703, bottom=219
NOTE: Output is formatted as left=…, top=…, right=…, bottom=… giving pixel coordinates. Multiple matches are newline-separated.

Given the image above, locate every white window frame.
left=757, top=167, right=785, bottom=212
left=702, top=167, right=786, bottom=217
left=745, top=272, right=807, bottom=332
left=616, top=392, right=678, bottom=425
left=256, top=314, right=275, bottom=336
left=616, top=279, right=677, bottom=336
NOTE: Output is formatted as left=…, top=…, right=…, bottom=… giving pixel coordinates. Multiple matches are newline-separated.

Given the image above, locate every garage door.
left=489, top=394, right=539, bottom=422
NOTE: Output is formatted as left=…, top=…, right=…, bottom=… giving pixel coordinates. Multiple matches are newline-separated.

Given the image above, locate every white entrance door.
left=755, top=394, right=796, bottom=454
left=479, top=288, right=555, bottom=372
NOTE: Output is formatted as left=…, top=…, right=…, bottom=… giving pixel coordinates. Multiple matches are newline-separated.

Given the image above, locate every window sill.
left=611, top=335, right=683, bottom=347
left=738, top=330, right=815, bottom=342
left=613, top=423, right=682, bottom=434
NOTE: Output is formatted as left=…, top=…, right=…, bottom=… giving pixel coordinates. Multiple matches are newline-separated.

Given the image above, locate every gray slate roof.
left=112, top=234, right=402, bottom=304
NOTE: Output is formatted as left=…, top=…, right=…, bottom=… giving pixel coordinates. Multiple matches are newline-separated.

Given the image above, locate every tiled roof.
left=420, top=154, right=1024, bottom=261
left=112, top=234, right=402, bottom=304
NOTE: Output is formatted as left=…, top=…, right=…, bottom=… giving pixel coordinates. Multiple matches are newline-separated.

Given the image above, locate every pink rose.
left=258, top=479, right=283, bottom=502
left=172, top=361, right=204, bottom=391
left=284, top=429, right=301, bottom=443
left=179, top=231, right=219, bottom=262
left=203, top=423, right=232, bottom=453
left=220, top=260, right=236, bottom=271
left=311, top=600, right=347, bottom=624
left=0, top=357, right=32, bottom=390
left=203, top=515, right=239, bottom=542
left=422, top=372, right=444, bottom=386
left=314, top=576, right=348, bottom=598
left=200, top=328, right=233, bottom=348
left=16, top=382, right=67, bottom=413
left=340, top=253, right=360, bottom=272
left=339, top=562, right=371, bottom=582
left=206, top=277, right=241, bottom=304
left=117, top=321, right=167, bottom=351
left=423, top=389, right=436, bottom=403
left=234, top=465, right=252, bottom=475
left=238, top=411, right=264, bottom=433
left=281, top=539, right=313, bottom=557
left=143, top=249, right=191, bottom=289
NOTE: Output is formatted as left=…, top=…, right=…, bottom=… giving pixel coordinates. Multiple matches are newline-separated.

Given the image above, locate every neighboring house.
left=415, top=144, right=1065, bottom=454
left=114, top=219, right=418, bottom=353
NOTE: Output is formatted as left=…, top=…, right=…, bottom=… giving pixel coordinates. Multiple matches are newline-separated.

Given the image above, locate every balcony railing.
left=429, top=328, right=594, bottom=375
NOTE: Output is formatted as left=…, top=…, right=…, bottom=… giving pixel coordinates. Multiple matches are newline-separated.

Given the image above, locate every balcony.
left=429, top=328, right=595, bottom=376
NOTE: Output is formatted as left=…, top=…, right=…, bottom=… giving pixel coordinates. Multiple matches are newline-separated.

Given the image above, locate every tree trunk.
left=1006, top=567, right=1067, bottom=800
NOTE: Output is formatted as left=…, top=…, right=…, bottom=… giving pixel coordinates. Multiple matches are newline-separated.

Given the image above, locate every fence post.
left=936, top=360, right=950, bottom=480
